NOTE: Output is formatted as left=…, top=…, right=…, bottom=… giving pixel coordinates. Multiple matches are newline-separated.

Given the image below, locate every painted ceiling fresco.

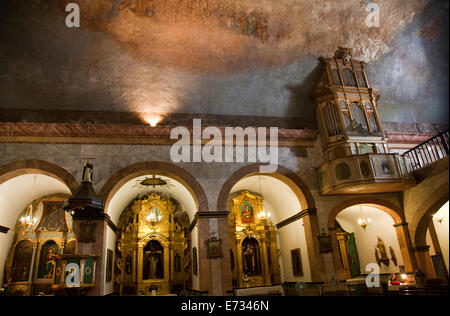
left=0, top=0, right=448, bottom=125
left=54, top=0, right=432, bottom=73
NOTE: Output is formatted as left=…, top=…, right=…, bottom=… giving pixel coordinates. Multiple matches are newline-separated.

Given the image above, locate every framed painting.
left=106, top=249, right=113, bottom=282
left=207, top=238, right=223, bottom=259
left=241, top=201, right=254, bottom=224
left=291, top=248, right=303, bottom=277
left=192, top=247, right=198, bottom=275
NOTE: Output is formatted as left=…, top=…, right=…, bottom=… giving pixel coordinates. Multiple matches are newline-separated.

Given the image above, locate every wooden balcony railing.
left=403, top=130, right=449, bottom=171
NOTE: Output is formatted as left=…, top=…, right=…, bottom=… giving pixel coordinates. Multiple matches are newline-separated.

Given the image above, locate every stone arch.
left=327, top=197, right=415, bottom=277
left=327, top=197, right=405, bottom=229
left=413, top=184, right=449, bottom=248
left=217, top=164, right=326, bottom=282
left=99, top=161, right=209, bottom=213
left=217, top=163, right=316, bottom=212
left=0, top=159, right=78, bottom=194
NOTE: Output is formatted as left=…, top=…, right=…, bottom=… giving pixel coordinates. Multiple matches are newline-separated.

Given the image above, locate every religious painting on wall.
left=241, top=201, right=254, bottom=224
left=192, top=247, right=198, bottom=275
left=207, top=238, right=223, bottom=259
left=290, top=248, right=303, bottom=277
left=35, top=200, right=68, bottom=232
left=106, top=249, right=113, bottom=282
left=11, top=240, right=34, bottom=282
left=318, top=232, right=332, bottom=253
left=38, top=241, right=58, bottom=279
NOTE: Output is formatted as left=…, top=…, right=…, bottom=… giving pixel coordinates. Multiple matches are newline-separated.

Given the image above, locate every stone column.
left=393, top=222, right=416, bottom=273
left=261, top=239, right=271, bottom=286
left=412, top=246, right=437, bottom=281
left=193, top=211, right=232, bottom=296
left=302, top=209, right=327, bottom=282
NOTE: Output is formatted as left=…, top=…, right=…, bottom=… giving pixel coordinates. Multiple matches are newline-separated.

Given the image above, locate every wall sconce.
left=433, top=212, right=444, bottom=224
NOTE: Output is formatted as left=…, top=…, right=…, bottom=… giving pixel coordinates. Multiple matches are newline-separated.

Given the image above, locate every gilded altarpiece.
left=116, top=192, right=188, bottom=295
left=228, top=191, right=281, bottom=288
left=5, top=194, right=76, bottom=296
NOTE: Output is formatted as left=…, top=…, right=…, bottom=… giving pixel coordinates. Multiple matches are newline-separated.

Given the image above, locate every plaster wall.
left=277, top=219, right=311, bottom=283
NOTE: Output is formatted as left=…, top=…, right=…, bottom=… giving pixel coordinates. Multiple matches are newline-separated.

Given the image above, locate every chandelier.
left=20, top=175, right=38, bottom=231
left=357, top=205, right=371, bottom=231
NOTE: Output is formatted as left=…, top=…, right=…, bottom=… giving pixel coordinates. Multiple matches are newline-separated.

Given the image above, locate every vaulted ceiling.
left=0, top=0, right=448, bottom=126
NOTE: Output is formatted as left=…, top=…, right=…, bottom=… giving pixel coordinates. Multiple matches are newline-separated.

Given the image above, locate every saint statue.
left=82, top=162, right=93, bottom=182
left=243, top=246, right=256, bottom=275
left=375, top=236, right=390, bottom=266
left=147, top=253, right=159, bottom=279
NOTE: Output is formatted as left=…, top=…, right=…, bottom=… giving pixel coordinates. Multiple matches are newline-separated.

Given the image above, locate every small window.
left=340, top=100, right=347, bottom=110
left=365, top=101, right=372, bottom=110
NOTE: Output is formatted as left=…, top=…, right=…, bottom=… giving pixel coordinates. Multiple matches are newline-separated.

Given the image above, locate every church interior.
left=0, top=0, right=448, bottom=296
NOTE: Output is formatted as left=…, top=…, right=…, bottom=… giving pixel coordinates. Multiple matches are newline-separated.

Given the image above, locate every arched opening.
left=335, top=205, right=404, bottom=275
left=143, top=240, right=164, bottom=280
left=102, top=163, right=206, bottom=296
left=242, top=237, right=261, bottom=276
left=222, top=166, right=318, bottom=293
left=328, top=199, right=414, bottom=289
left=0, top=163, right=75, bottom=295
left=426, top=201, right=449, bottom=281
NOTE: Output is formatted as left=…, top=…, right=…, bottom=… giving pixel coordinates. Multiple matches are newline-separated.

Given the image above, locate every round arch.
left=327, top=197, right=405, bottom=228
left=327, top=197, right=416, bottom=278
left=0, top=160, right=78, bottom=194
left=217, top=163, right=316, bottom=212
left=99, top=161, right=209, bottom=213
left=413, top=184, right=449, bottom=248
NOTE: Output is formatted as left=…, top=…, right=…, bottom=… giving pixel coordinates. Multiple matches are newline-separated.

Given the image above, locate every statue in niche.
left=144, top=241, right=164, bottom=279
left=242, top=237, right=259, bottom=275
left=243, top=246, right=255, bottom=274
